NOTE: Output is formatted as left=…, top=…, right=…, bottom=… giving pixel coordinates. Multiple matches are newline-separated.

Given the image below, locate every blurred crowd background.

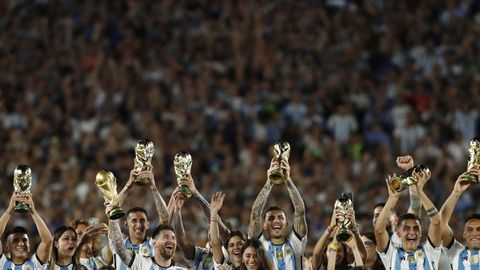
left=1, top=0, right=480, bottom=257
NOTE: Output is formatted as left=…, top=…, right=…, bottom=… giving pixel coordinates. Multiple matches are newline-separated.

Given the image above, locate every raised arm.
left=346, top=209, right=367, bottom=262
left=23, top=192, right=53, bottom=263
left=374, top=176, right=401, bottom=253
left=209, top=192, right=226, bottom=264
left=439, top=171, right=476, bottom=246
left=106, top=203, right=134, bottom=266
left=179, top=175, right=230, bottom=240
left=0, top=192, right=19, bottom=254
left=312, top=207, right=340, bottom=270
left=142, top=168, right=170, bottom=225
left=248, top=159, right=276, bottom=239
left=170, top=189, right=195, bottom=260
left=396, top=156, right=422, bottom=216
left=281, top=158, right=307, bottom=237
left=345, top=232, right=364, bottom=267
left=415, top=169, right=442, bottom=247
left=118, top=170, right=138, bottom=207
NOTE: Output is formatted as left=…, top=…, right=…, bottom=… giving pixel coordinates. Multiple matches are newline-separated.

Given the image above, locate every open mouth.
left=15, top=247, right=27, bottom=253
left=233, top=250, right=240, bottom=256
left=406, top=235, right=417, bottom=244
left=165, top=243, right=174, bottom=251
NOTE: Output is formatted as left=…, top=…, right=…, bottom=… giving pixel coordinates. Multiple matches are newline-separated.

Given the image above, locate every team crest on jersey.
left=472, top=254, right=479, bottom=264
left=415, top=250, right=424, bottom=258
left=204, top=257, right=213, bottom=265
left=285, top=247, right=293, bottom=256
left=275, top=249, right=283, bottom=259
left=140, top=245, right=151, bottom=256
left=407, top=255, right=416, bottom=263
left=25, top=266, right=32, bottom=270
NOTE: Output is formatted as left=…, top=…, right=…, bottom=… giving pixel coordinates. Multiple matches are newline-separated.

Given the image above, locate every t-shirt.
left=114, top=238, right=153, bottom=270
left=443, top=239, right=480, bottom=270
left=259, top=231, right=306, bottom=270
left=128, top=254, right=187, bottom=270
left=0, top=253, right=45, bottom=270
left=377, top=238, right=442, bottom=270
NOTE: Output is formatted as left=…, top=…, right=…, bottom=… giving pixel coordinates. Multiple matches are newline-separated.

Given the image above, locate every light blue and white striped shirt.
left=0, top=253, right=45, bottom=270
left=114, top=238, right=153, bottom=270
left=260, top=231, right=306, bottom=270
left=444, top=239, right=480, bottom=270
left=378, top=238, right=442, bottom=270
left=129, top=254, right=187, bottom=270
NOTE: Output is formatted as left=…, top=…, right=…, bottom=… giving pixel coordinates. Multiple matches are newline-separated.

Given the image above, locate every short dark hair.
left=127, top=207, right=149, bottom=220
left=361, top=231, right=376, bottom=245
left=152, top=224, right=174, bottom=239
left=263, top=206, right=284, bottom=219
left=465, top=214, right=480, bottom=224
left=397, top=213, right=420, bottom=227
left=3, top=226, right=28, bottom=242
left=373, top=202, right=386, bottom=211
left=224, top=231, right=246, bottom=249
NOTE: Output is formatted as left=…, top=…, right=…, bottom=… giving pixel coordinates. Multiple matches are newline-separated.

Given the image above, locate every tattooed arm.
left=248, top=159, right=276, bottom=239
left=281, top=159, right=307, bottom=237
left=109, top=219, right=133, bottom=266
left=145, top=168, right=170, bottom=224
left=178, top=175, right=230, bottom=241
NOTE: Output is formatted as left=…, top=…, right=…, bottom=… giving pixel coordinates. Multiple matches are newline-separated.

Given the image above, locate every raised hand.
left=177, top=174, right=198, bottom=195
left=396, top=155, right=414, bottom=170
left=385, top=174, right=402, bottom=198
left=210, top=191, right=225, bottom=215
left=415, top=168, right=431, bottom=190
left=280, top=158, right=291, bottom=181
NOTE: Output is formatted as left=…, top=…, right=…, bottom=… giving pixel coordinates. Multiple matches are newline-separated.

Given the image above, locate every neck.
left=270, top=236, right=286, bottom=245
left=56, top=254, right=73, bottom=266
left=11, top=256, right=26, bottom=265
left=130, top=236, right=145, bottom=245
left=154, top=254, right=172, bottom=268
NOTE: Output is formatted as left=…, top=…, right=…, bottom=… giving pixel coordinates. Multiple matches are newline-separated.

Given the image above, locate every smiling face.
left=242, top=246, right=260, bottom=270
left=397, top=219, right=421, bottom=252
left=6, top=233, right=30, bottom=261
left=263, top=210, right=287, bottom=240
left=153, top=229, right=176, bottom=260
left=127, top=211, right=149, bottom=242
left=227, top=236, right=245, bottom=266
left=56, top=229, right=78, bottom=258
left=464, top=219, right=480, bottom=249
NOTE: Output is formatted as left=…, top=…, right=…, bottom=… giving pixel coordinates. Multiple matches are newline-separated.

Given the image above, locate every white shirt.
left=378, top=238, right=441, bottom=270
left=260, top=231, right=306, bottom=270
left=444, top=239, right=480, bottom=270
left=129, top=254, right=188, bottom=270
left=0, top=253, right=45, bottom=270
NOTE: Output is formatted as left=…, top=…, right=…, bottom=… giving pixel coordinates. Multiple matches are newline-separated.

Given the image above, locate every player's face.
left=372, top=206, right=383, bottom=226
left=127, top=212, right=149, bottom=240
left=464, top=219, right=480, bottom=249
left=153, top=230, right=176, bottom=260
left=263, top=210, right=287, bottom=239
left=6, top=233, right=30, bottom=260
left=227, top=236, right=244, bottom=266
left=56, top=229, right=78, bottom=258
left=361, top=235, right=377, bottom=262
left=242, top=246, right=260, bottom=270
left=397, top=219, right=421, bottom=252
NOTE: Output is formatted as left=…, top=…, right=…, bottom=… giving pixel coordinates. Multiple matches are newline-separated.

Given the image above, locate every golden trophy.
left=95, top=170, right=125, bottom=220
left=389, top=165, right=430, bottom=192
left=334, top=193, right=353, bottom=242
left=13, top=165, right=32, bottom=213
left=133, top=139, right=155, bottom=185
left=174, top=152, right=193, bottom=198
left=268, top=142, right=291, bottom=184
left=464, top=138, right=480, bottom=184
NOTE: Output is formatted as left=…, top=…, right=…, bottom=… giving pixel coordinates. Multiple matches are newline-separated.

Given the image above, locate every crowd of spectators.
left=0, top=0, right=480, bottom=256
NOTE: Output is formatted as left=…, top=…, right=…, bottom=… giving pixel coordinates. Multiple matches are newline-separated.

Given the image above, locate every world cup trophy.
left=133, top=139, right=155, bottom=185
left=13, top=165, right=32, bottom=213
left=268, top=142, right=291, bottom=184
left=335, top=192, right=353, bottom=242
left=174, top=152, right=193, bottom=198
left=95, top=170, right=125, bottom=220
left=388, top=165, right=430, bottom=192
left=464, top=138, right=480, bottom=184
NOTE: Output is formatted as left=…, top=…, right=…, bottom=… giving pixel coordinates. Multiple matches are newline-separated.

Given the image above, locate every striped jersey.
left=259, top=231, right=306, bottom=270
left=128, top=254, right=187, bottom=270
left=377, top=238, right=442, bottom=270
left=0, top=253, right=45, bottom=270
left=444, top=239, right=480, bottom=270
left=114, top=238, right=153, bottom=270
left=189, top=247, right=214, bottom=270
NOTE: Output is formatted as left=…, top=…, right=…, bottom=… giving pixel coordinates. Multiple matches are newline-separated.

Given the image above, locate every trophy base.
left=336, top=227, right=352, bottom=242
left=268, top=171, right=284, bottom=185
left=109, top=206, right=126, bottom=220
left=179, top=186, right=192, bottom=198
left=14, top=203, right=30, bottom=214
left=134, top=177, right=150, bottom=186
left=460, top=173, right=479, bottom=184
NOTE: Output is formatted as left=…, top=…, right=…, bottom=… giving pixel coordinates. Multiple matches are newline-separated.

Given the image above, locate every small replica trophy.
left=95, top=170, right=125, bottom=220
left=335, top=192, right=353, bottom=242
left=133, top=139, right=155, bottom=185
left=268, top=142, right=291, bottom=184
left=389, top=165, right=430, bottom=192
left=464, top=138, right=480, bottom=184
left=174, top=152, right=193, bottom=198
left=13, top=165, right=32, bottom=213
